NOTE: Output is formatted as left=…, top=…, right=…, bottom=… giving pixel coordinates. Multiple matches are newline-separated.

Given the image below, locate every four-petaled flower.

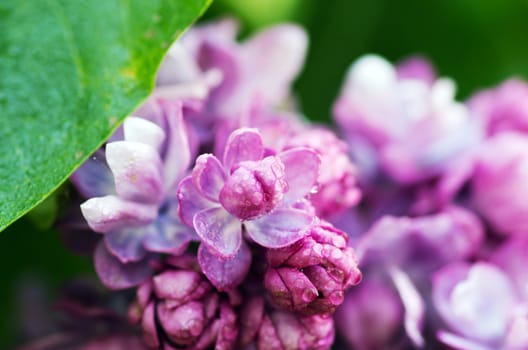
left=178, top=127, right=320, bottom=258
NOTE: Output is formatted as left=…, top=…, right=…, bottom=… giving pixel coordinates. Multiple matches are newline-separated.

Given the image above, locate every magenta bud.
left=239, top=296, right=335, bottom=350
left=129, top=257, right=238, bottom=349
left=265, top=221, right=361, bottom=315
left=220, top=156, right=287, bottom=220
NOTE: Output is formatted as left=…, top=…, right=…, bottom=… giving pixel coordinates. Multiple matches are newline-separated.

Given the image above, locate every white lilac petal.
left=504, top=312, right=528, bottom=349
left=437, top=330, right=494, bottom=350
left=193, top=206, right=242, bottom=258
left=123, top=116, right=166, bottom=152
left=198, top=241, right=251, bottom=291
left=192, top=154, right=227, bottom=202
left=105, top=227, right=149, bottom=263
left=388, top=267, right=425, bottom=347
left=491, top=238, right=528, bottom=300
left=156, top=42, right=202, bottom=86
left=343, top=54, right=397, bottom=101
left=106, top=141, right=164, bottom=205
left=162, top=103, right=191, bottom=191
left=279, top=147, right=320, bottom=205
left=244, top=208, right=312, bottom=248
left=177, top=176, right=218, bottom=227
left=80, top=196, right=158, bottom=233
left=223, top=128, right=264, bottom=171
left=70, top=150, right=115, bottom=198
left=94, top=241, right=153, bottom=290
left=433, top=262, right=518, bottom=344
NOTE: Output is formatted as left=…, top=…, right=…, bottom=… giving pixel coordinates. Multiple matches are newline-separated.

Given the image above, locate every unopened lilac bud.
left=220, top=156, right=287, bottom=220
left=265, top=221, right=361, bottom=315
left=240, top=296, right=335, bottom=350
left=286, top=128, right=361, bottom=220
left=129, top=257, right=238, bottom=349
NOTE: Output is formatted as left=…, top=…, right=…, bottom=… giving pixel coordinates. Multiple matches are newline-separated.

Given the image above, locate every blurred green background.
left=2, top=0, right=528, bottom=347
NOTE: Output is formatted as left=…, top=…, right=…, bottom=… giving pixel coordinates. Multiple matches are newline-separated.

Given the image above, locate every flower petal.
left=389, top=267, right=424, bottom=347
left=106, top=141, right=164, bottom=204
left=279, top=147, right=320, bottom=205
left=244, top=208, right=312, bottom=248
left=142, top=206, right=193, bottom=254
left=192, top=154, right=226, bottom=201
left=80, top=196, right=158, bottom=233
left=198, top=242, right=251, bottom=291
left=94, top=241, right=154, bottom=290
left=242, top=24, right=308, bottom=106
left=123, top=116, right=166, bottom=151
left=437, top=331, right=491, bottom=350
left=105, top=227, right=148, bottom=263
left=162, top=103, right=191, bottom=191
left=177, top=176, right=217, bottom=227
left=223, top=128, right=264, bottom=171
left=70, top=150, right=115, bottom=198
left=193, top=207, right=242, bottom=258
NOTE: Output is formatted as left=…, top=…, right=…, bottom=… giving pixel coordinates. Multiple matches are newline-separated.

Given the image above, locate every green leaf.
left=0, top=0, right=212, bottom=232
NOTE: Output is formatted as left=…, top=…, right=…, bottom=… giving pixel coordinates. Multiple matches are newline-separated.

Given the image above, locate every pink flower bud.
left=265, top=222, right=361, bottom=315
left=239, top=296, right=335, bottom=350
left=129, top=257, right=238, bottom=349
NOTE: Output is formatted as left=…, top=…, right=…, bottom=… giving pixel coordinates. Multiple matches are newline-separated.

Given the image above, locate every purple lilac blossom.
left=432, top=237, right=528, bottom=350
left=181, top=18, right=308, bottom=118
left=128, top=255, right=239, bottom=350
left=239, top=296, right=335, bottom=350
left=335, top=206, right=483, bottom=348
left=73, top=102, right=195, bottom=289
left=333, top=54, right=481, bottom=184
left=470, top=132, right=528, bottom=236
left=264, top=220, right=362, bottom=315
left=468, top=78, right=528, bottom=136
left=177, top=127, right=320, bottom=261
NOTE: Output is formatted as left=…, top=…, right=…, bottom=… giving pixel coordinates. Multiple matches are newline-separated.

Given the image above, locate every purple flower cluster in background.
left=42, top=18, right=528, bottom=350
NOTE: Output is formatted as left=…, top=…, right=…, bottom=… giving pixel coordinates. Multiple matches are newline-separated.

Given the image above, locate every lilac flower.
left=177, top=127, right=320, bottom=260
left=468, top=78, right=528, bottom=136
left=285, top=127, right=362, bottom=220
left=128, top=256, right=239, bottom=349
left=238, top=296, right=335, bottom=350
left=333, top=54, right=481, bottom=184
left=432, top=238, right=528, bottom=350
left=471, top=132, right=528, bottom=236
left=72, top=102, right=195, bottom=288
left=181, top=18, right=308, bottom=118
left=335, top=206, right=483, bottom=348
left=264, top=220, right=362, bottom=315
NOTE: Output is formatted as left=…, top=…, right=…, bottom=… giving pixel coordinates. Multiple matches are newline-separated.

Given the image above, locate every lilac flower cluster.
left=60, top=18, right=528, bottom=350
left=67, top=19, right=361, bottom=350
